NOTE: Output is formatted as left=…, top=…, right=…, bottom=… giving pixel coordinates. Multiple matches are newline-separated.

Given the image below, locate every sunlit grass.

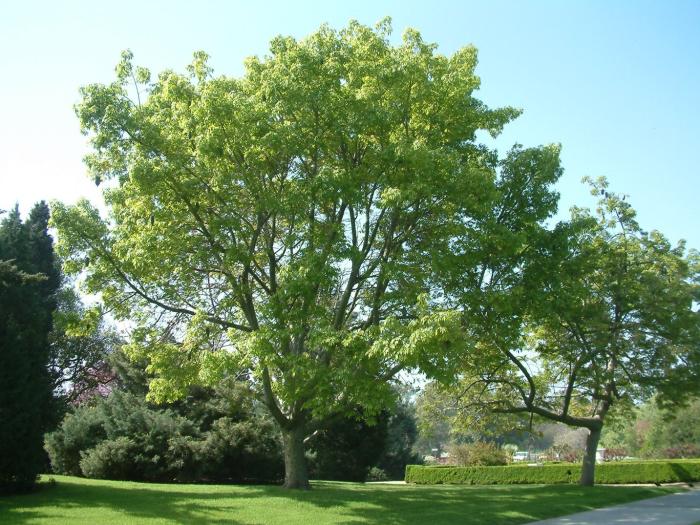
left=0, top=475, right=678, bottom=524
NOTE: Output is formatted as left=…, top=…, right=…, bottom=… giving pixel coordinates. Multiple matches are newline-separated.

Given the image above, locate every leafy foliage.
left=372, top=396, right=422, bottom=479
left=601, top=448, right=628, bottom=461
left=414, top=380, right=534, bottom=455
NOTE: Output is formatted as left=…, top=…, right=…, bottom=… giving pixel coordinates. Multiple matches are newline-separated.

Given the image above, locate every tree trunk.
left=282, top=425, right=310, bottom=489
left=580, top=426, right=602, bottom=486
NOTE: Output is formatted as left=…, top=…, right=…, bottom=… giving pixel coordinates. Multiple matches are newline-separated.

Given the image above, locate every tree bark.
left=580, top=425, right=602, bottom=486
left=282, top=425, right=310, bottom=489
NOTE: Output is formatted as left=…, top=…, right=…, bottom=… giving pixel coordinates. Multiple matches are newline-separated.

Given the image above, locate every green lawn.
left=0, top=475, right=678, bottom=525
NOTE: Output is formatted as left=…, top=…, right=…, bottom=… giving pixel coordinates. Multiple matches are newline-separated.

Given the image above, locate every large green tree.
left=447, top=180, right=700, bottom=485
left=0, top=203, right=60, bottom=493
left=52, top=20, right=563, bottom=488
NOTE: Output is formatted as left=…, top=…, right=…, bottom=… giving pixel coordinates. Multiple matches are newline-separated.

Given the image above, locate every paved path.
left=527, top=488, right=700, bottom=525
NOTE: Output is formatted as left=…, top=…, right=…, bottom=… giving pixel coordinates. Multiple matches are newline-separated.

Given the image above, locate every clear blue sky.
left=1, top=0, right=698, bottom=248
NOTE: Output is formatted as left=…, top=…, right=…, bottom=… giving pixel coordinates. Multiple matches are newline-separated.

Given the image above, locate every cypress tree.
left=0, top=202, right=59, bottom=493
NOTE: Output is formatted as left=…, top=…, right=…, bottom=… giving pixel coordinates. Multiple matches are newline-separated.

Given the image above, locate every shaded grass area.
left=0, top=475, right=678, bottom=525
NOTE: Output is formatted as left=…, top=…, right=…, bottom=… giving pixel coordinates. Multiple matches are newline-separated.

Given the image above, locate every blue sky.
left=1, top=0, right=698, bottom=248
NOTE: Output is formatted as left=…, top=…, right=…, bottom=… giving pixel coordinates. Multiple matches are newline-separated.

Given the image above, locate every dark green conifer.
left=0, top=202, right=60, bottom=493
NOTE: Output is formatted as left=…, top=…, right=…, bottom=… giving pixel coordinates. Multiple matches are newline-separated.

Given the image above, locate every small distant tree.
left=449, top=180, right=700, bottom=485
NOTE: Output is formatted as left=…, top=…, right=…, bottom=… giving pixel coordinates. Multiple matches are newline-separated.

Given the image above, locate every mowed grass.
left=0, top=475, right=678, bottom=525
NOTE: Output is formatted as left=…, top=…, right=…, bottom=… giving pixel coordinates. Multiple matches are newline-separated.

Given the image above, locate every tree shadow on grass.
left=302, top=483, right=676, bottom=525
left=0, top=478, right=261, bottom=525
left=0, top=477, right=676, bottom=525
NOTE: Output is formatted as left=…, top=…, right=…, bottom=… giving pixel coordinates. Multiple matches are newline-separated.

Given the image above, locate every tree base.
left=283, top=479, right=311, bottom=490
left=283, top=426, right=311, bottom=490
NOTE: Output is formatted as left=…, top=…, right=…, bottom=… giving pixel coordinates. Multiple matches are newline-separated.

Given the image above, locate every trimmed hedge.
left=405, top=459, right=700, bottom=485
left=596, top=460, right=700, bottom=484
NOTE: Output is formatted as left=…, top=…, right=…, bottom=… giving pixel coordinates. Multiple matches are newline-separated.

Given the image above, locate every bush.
left=405, top=459, right=700, bottom=485
left=544, top=443, right=583, bottom=463
left=44, top=404, right=106, bottom=476
left=596, top=460, right=700, bottom=484
left=194, top=417, right=283, bottom=483
left=307, top=397, right=421, bottom=482
left=406, top=463, right=580, bottom=485
left=79, top=437, right=139, bottom=480
left=47, top=392, right=198, bottom=482
left=367, top=467, right=389, bottom=481
left=46, top=387, right=283, bottom=483
left=660, top=444, right=700, bottom=459
left=449, top=442, right=509, bottom=467
left=373, top=402, right=422, bottom=480
left=307, top=410, right=387, bottom=482
left=603, top=448, right=628, bottom=461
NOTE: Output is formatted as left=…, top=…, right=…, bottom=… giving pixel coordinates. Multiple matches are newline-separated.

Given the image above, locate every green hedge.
left=405, top=460, right=700, bottom=485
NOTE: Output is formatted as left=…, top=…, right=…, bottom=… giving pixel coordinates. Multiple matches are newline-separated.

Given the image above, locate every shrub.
left=194, top=417, right=283, bottom=483
left=307, top=399, right=421, bottom=482
left=562, top=450, right=582, bottom=463
left=307, top=409, right=387, bottom=482
left=423, top=455, right=438, bottom=465
left=373, top=402, right=422, bottom=480
left=406, top=463, right=579, bottom=485
left=545, top=443, right=583, bottom=463
left=503, top=444, right=518, bottom=458
left=660, top=444, right=700, bottom=459
left=603, top=448, right=628, bottom=461
left=449, top=442, right=509, bottom=467
left=79, top=437, right=140, bottom=480
left=44, top=404, right=106, bottom=476
left=46, top=388, right=283, bottom=483
left=596, top=460, right=700, bottom=484
left=367, top=467, right=389, bottom=481
left=405, top=459, right=700, bottom=485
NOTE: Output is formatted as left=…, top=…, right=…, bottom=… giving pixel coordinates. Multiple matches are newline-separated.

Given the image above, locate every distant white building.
left=513, top=451, right=529, bottom=462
